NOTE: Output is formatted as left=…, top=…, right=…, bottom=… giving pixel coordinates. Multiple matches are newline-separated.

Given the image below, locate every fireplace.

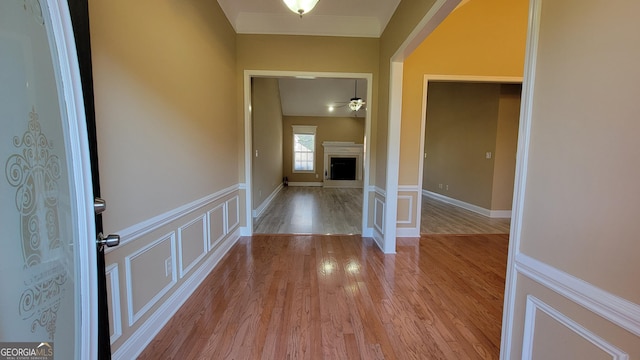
left=322, top=141, right=364, bottom=188
left=330, top=157, right=357, bottom=180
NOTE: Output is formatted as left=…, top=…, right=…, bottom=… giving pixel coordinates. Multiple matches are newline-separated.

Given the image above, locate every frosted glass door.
left=0, top=1, right=97, bottom=359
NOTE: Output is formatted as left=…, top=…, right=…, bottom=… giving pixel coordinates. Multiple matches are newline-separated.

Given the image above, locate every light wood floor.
left=421, top=196, right=511, bottom=234
left=253, top=187, right=362, bottom=234
left=253, top=187, right=510, bottom=235
left=138, top=233, right=508, bottom=359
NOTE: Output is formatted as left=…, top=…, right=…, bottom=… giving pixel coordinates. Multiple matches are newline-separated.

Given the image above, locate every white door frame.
left=416, top=75, right=522, bottom=232
left=47, top=1, right=99, bottom=357
left=243, top=70, right=373, bottom=237
left=382, top=0, right=461, bottom=253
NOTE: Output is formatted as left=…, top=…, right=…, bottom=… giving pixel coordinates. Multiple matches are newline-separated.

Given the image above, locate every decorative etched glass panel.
left=0, top=1, right=82, bottom=359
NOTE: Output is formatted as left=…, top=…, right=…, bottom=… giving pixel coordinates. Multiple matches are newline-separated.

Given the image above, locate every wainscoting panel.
left=208, top=203, right=226, bottom=251
left=397, top=195, right=413, bottom=224
left=397, top=186, right=420, bottom=237
left=125, top=232, right=177, bottom=327
left=373, top=188, right=386, bottom=249
left=178, top=215, right=208, bottom=279
left=226, top=195, right=240, bottom=232
left=107, top=187, right=243, bottom=360
left=522, top=296, right=628, bottom=360
left=106, top=263, right=122, bottom=345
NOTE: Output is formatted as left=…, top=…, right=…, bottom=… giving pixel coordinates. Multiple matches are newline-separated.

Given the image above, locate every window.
left=292, top=125, right=317, bottom=172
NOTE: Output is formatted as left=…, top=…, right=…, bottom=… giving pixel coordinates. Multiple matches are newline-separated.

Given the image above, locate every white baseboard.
left=288, top=182, right=323, bottom=187
left=112, top=228, right=241, bottom=360
left=422, top=190, right=511, bottom=219
left=252, top=184, right=283, bottom=218
left=396, top=227, right=420, bottom=238
left=490, top=210, right=512, bottom=218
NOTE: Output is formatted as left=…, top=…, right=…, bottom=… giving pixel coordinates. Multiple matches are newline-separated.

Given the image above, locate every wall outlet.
left=438, top=183, right=443, bottom=189
left=165, top=257, right=172, bottom=277
left=486, top=151, right=492, bottom=159
left=446, top=185, right=449, bottom=190
left=315, top=173, right=319, bottom=178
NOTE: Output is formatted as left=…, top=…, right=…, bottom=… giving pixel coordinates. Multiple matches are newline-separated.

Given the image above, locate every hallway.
left=138, top=233, right=508, bottom=359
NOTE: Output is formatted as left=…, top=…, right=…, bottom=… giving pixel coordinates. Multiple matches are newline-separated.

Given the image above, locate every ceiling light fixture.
left=283, top=0, right=319, bottom=17
left=349, top=80, right=365, bottom=112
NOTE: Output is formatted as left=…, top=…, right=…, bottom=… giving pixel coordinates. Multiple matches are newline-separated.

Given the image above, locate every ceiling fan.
left=332, top=80, right=366, bottom=114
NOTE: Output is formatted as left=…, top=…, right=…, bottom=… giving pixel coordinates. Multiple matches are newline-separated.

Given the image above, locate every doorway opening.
left=243, top=71, right=373, bottom=236
left=418, top=76, right=523, bottom=235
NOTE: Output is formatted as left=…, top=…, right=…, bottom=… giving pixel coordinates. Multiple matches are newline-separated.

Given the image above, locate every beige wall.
left=519, top=0, right=640, bottom=303
left=422, top=82, right=520, bottom=210
left=506, top=0, right=640, bottom=357
left=282, top=116, right=365, bottom=183
left=401, top=0, right=528, bottom=187
left=90, top=0, right=237, bottom=231
left=89, top=0, right=240, bottom=354
left=237, top=35, right=379, bottom=182
left=423, top=82, right=500, bottom=209
left=251, top=78, right=283, bottom=210
left=491, top=84, right=520, bottom=210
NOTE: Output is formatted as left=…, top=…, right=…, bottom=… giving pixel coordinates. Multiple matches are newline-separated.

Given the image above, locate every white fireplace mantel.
left=322, top=141, right=364, bottom=188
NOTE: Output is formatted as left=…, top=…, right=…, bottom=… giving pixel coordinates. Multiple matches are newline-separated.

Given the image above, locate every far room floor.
left=253, top=187, right=510, bottom=235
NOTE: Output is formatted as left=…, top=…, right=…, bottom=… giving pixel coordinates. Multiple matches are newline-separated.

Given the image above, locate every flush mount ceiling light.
left=283, top=0, right=320, bottom=17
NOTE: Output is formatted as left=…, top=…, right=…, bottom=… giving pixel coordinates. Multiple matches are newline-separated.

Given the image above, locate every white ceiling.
left=277, top=77, right=367, bottom=118
left=217, top=0, right=401, bottom=38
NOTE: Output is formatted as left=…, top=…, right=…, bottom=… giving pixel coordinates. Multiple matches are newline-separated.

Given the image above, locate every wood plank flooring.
left=138, top=233, right=508, bottom=359
left=421, top=196, right=511, bottom=234
left=253, top=187, right=510, bottom=235
left=253, top=187, right=362, bottom=234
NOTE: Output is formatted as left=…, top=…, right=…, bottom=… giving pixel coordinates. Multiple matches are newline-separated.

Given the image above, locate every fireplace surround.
left=322, top=141, right=364, bottom=188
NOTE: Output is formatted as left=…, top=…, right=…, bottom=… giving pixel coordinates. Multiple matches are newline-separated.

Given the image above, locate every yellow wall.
left=377, top=0, right=439, bottom=189
left=400, top=0, right=528, bottom=186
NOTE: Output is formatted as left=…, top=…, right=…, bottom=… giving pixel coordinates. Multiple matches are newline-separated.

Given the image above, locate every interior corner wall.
left=251, top=78, right=284, bottom=210
left=401, top=0, right=528, bottom=187
left=491, top=84, right=521, bottom=210
left=423, top=82, right=500, bottom=209
left=282, top=116, right=365, bottom=183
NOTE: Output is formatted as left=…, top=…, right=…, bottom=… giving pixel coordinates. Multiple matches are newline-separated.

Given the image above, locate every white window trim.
left=292, top=125, right=317, bottom=173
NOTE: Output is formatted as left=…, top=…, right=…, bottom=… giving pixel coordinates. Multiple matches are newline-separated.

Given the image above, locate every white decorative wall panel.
left=106, top=263, right=122, bottom=344
left=125, top=232, right=177, bottom=326
left=374, top=197, right=385, bottom=235
left=522, top=296, right=628, bottom=360
left=208, top=203, right=226, bottom=251
left=178, top=215, right=207, bottom=279
left=397, top=194, right=413, bottom=224
left=226, top=196, right=240, bottom=232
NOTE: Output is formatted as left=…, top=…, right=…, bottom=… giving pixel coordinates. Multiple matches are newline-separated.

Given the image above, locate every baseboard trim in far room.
left=423, top=190, right=512, bottom=219
left=288, top=182, right=323, bottom=187
left=252, top=184, right=283, bottom=218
